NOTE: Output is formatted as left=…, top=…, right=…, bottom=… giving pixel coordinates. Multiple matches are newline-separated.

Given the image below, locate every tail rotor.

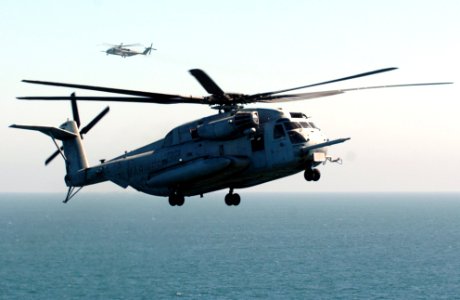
left=144, top=43, right=156, bottom=55
left=45, top=95, right=110, bottom=165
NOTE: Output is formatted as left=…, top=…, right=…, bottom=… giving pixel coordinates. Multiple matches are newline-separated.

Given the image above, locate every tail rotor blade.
left=44, top=106, right=110, bottom=165
left=80, top=106, right=110, bottom=135
left=147, top=43, right=152, bottom=55
left=45, top=147, right=63, bottom=165
left=70, top=93, right=81, bottom=128
left=148, top=43, right=156, bottom=54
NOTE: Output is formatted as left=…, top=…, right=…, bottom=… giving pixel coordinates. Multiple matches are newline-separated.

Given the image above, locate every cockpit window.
left=283, top=122, right=301, bottom=131
left=300, top=121, right=318, bottom=129
left=288, top=131, right=307, bottom=144
left=273, top=124, right=285, bottom=139
left=289, top=112, right=303, bottom=118
left=276, top=118, right=290, bottom=123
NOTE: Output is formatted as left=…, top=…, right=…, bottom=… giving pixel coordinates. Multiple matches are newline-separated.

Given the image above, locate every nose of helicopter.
left=298, top=130, right=330, bottom=163
left=299, top=130, right=350, bottom=162
left=306, top=131, right=329, bottom=150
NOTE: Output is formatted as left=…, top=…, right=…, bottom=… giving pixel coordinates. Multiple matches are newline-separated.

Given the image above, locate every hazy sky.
left=1, top=0, right=458, bottom=194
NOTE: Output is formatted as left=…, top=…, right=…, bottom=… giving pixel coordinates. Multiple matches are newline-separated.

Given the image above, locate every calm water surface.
left=1, top=192, right=459, bottom=299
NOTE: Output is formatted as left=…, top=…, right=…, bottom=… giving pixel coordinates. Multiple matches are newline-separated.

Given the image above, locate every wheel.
left=168, top=195, right=177, bottom=206
left=225, top=193, right=233, bottom=206
left=232, top=193, right=241, bottom=206
left=312, top=169, right=321, bottom=181
left=176, top=195, right=185, bottom=206
left=225, top=193, right=241, bottom=206
left=304, top=169, right=321, bottom=182
left=168, top=193, right=184, bottom=206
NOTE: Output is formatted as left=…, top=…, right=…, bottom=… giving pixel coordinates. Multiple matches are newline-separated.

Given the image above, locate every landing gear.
left=225, top=188, right=241, bottom=206
left=168, top=193, right=185, bottom=206
left=304, top=168, right=321, bottom=182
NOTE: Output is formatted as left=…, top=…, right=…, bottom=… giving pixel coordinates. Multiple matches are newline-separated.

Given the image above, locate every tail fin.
left=58, top=121, right=89, bottom=176
left=10, top=98, right=109, bottom=182
left=143, top=43, right=156, bottom=55
left=13, top=91, right=110, bottom=202
left=10, top=121, right=89, bottom=185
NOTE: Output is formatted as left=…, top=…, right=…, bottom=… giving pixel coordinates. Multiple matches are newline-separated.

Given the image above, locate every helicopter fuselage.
left=106, top=47, right=140, bottom=57
left=105, top=44, right=153, bottom=57
left=72, top=108, right=332, bottom=197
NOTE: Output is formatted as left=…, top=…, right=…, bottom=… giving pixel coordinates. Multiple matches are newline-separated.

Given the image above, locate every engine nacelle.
left=197, top=111, right=259, bottom=140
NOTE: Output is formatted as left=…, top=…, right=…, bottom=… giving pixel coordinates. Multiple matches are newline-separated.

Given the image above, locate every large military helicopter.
left=103, top=43, right=155, bottom=57
left=10, top=68, right=451, bottom=205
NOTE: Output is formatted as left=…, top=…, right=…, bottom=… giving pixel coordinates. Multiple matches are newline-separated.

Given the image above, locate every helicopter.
left=10, top=68, right=451, bottom=206
left=103, top=43, right=156, bottom=57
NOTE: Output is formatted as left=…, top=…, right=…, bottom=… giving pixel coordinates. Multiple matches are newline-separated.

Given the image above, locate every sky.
left=1, top=0, right=459, bottom=194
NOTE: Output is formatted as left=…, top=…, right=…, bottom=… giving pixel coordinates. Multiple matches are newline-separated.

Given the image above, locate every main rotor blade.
left=21, top=80, right=204, bottom=102
left=256, top=91, right=345, bottom=102
left=189, top=69, right=225, bottom=96
left=70, top=93, right=80, bottom=128
left=80, top=106, right=110, bottom=135
left=254, top=82, right=453, bottom=103
left=20, top=80, right=206, bottom=104
left=122, top=43, right=141, bottom=47
left=248, top=67, right=398, bottom=100
left=17, top=95, right=204, bottom=104
left=103, top=43, right=141, bottom=47
left=336, top=82, right=453, bottom=92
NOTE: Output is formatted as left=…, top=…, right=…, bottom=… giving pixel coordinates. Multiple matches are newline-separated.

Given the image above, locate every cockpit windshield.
left=282, top=121, right=318, bottom=131
left=276, top=117, right=318, bottom=144
left=288, top=131, right=307, bottom=144
left=278, top=121, right=308, bottom=144
left=283, top=122, right=301, bottom=131
left=300, top=121, right=318, bottom=129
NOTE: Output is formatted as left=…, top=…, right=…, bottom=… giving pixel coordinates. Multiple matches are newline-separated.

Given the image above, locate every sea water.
left=1, top=192, right=459, bottom=299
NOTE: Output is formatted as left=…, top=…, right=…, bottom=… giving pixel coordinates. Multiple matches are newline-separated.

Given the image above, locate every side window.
left=190, top=128, right=199, bottom=139
left=251, top=132, right=265, bottom=152
left=273, top=124, right=285, bottom=139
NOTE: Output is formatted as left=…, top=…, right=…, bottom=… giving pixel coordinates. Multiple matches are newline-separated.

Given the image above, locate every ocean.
left=1, top=192, right=459, bottom=299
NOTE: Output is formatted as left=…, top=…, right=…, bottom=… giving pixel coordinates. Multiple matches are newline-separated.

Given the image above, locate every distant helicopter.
left=10, top=68, right=451, bottom=205
left=103, top=43, right=156, bottom=57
